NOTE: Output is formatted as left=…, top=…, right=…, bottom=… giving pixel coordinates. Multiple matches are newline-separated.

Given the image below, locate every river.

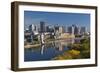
left=24, top=38, right=82, bottom=61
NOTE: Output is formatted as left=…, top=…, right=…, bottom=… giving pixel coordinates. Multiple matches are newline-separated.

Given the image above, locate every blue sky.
left=24, top=11, right=90, bottom=31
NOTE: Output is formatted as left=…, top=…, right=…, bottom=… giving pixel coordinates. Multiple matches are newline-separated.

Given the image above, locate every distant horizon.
left=24, top=11, right=90, bottom=32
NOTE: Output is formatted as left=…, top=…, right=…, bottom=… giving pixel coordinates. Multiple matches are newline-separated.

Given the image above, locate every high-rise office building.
left=54, top=25, right=59, bottom=31
left=67, top=25, right=80, bottom=35
left=46, top=26, right=50, bottom=32
left=67, top=26, right=73, bottom=34
left=29, top=24, right=36, bottom=32
left=59, top=26, right=64, bottom=33
left=74, top=25, right=79, bottom=35
left=40, top=21, right=46, bottom=33
left=28, top=24, right=40, bottom=43
left=80, top=27, right=86, bottom=34
left=29, top=24, right=39, bottom=35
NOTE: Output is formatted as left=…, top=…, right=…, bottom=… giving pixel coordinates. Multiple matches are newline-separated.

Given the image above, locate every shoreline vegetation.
left=53, top=37, right=90, bottom=60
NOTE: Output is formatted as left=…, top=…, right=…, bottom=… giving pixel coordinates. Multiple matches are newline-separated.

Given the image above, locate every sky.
left=24, top=11, right=90, bottom=31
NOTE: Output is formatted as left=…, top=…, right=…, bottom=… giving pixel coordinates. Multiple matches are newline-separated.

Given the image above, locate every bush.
left=53, top=37, right=90, bottom=60
left=68, top=49, right=80, bottom=56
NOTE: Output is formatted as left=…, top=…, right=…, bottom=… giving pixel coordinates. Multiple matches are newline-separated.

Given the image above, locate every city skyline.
left=24, top=11, right=91, bottom=62
left=24, top=11, right=90, bottom=32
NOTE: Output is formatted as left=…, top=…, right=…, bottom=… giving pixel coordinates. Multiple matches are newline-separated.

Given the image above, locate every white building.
left=29, top=24, right=39, bottom=35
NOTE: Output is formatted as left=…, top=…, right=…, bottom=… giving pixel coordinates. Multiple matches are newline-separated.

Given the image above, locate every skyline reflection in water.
left=24, top=38, right=81, bottom=62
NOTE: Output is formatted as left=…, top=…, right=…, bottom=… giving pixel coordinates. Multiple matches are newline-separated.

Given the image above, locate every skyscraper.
left=59, top=26, right=64, bottom=33
left=74, top=25, right=79, bottom=35
left=67, top=26, right=72, bottom=34
left=46, top=26, right=50, bottom=32
left=40, top=21, right=46, bottom=33
left=29, top=24, right=36, bottom=32
left=67, top=25, right=80, bottom=35
left=80, top=27, right=86, bottom=34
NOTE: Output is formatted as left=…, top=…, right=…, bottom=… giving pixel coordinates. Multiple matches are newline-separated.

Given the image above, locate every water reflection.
left=41, top=45, right=45, bottom=55
left=24, top=38, right=81, bottom=61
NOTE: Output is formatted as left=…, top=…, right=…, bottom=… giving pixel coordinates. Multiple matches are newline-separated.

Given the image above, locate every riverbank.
left=53, top=37, right=90, bottom=60
left=25, top=39, right=55, bottom=48
left=24, top=38, right=76, bottom=48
